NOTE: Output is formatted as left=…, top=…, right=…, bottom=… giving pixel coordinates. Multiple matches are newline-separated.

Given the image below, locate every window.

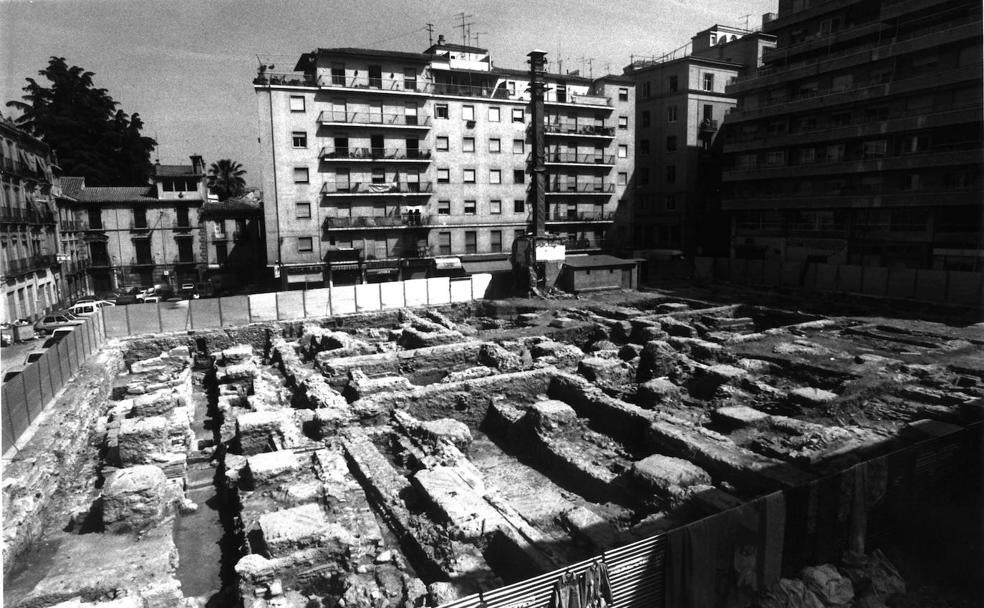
left=403, top=68, right=417, bottom=91
left=293, top=167, right=309, bottom=183
left=292, top=131, right=307, bottom=148
left=667, top=105, right=677, bottom=123
left=438, top=200, right=451, bottom=215
left=618, top=172, right=627, bottom=185
left=512, top=108, right=524, bottom=123
left=668, top=75, right=678, bottom=92
left=463, top=105, right=475, bottom=121
left=640, top=139, right=650, bottom=154
left=490, top=200, right=502, bottom=214
left=331, top=64, right=345, bottom=85
left=863, top=140, right=887, bottom=159
left=618, top=87, right=629, bottom=101
left=901, top=134, right=929, bottom=154
left=703, top=104, right=713, bottom=121
left=666, top=195, right=676, bottom=210
left=463, top=169, right=476, bottom=183
left=465, top=231, right=477, bottom=253
left=514, top=199, right=525, bottom=213
left=298, top=237, right=313, bottom=252
left=464, top=200, right=476, bottom=215
left=368, top=65, right=382, bottom=88
left=490, top=230, right=503, bottom=252
left=436, top=136, right=449, bottom=151
left=436, top=104, right=449, bottom=119
left=513, top=169, right=525, bottom=184
left=666, top=165, right=676, bottom=183
left=618, top=145, right=628, bottom=158
left=463, top=137, right=475, bottom=152
left=437, top=168, right=450, bottom=183
left=489, top=169, right=501, bottom=184
left=438, top=232, right=451, bottom=254
left=639, top=168, right=649, bottom=185
left=618, top=116, right=628, bottom=130
left=372, top=168, right=386, bottom=184
left=488, top=107, right=500, bottom=122
left=289, top=96, right=305, bottom=112
left=641, top=111, right=650, bottom=127
left=489, top=138, right=501, bottom=153
left=296, top=202, right=311, bottom=219
left=666, top=136, right=677, bottom=151
left=335, top=168, right=350, bottom=191
left=513, top=139, right=525, bottom=154
left=702, top=73, right=714, bottom=91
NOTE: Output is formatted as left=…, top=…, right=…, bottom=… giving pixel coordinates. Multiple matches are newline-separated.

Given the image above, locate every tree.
left=6, top=57, right=156, bottom=186
left=207, top=159, right=247, bottom=201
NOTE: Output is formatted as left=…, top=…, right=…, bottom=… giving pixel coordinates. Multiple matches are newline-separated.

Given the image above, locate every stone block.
left=516, top=313, right=541, bottom=327
left=549, top=317, right=579, bottom=328
left=418, top=418, right=473, bottom=451
left=246, top=450, right=301, bottom=486
left=236, top=410, right=284, bottom=455
left=102, top=464, right=176, bottom=533
left=478, top=343, right=523, bottom=371
left=637, top=340, right=680, bottom=382
left=656, top=302, right=690, bottom=314
left=660, top=317, right=697, bottom=337
left=167, top=345, right=191, bottom=359
left=442, top=366, right=496, bottom=383
left=258, top=504, right=354, bottom=558
left=220, top=344, right=253, bottom=365
left=129, top=391, right=178, bottom=417
left=529, top=399, right=577, bottom=431
left=578, top=356, right=633, bottom=386
left=632, top=454, right=712, bottom=507
left=788, top=387, right=838, bottom=407
left=712, top=406, right=771, bottom=429
left=216, top=362, right=258, bottom=384
left=344, top=369, right=413, bottom=401
left=118, top=416, right=170, bottom=466
left=618, top=343, right=642, bottom=361
left=636, top=378, right=682, bottom=409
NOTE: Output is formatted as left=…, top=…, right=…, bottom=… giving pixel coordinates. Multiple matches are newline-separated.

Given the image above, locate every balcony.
left=322, top=212, right=433, bottom=231
left=173, top=256, right=197, bottom=265
left=544, top=152, right=616, bottom=166
left=130, top=220, right=151, bottom=231
left=546, top=94, right=613, bottom=108
left=130, top=257, right=155, bottom=267
left=723, top=148, right=980, bottom=181
left=233, top=229, right=245, bottom=242
left=546, top=183, right=616, bottom=195
left=430, top=81, right=515, bottom=100
left=87, top=257, right=112, bottom=269
left=321, top=181, right=433, bottom=197
left=252, top=71, right=319, bottom=87
left=565, top=238, right=606, bottom=251
left=699, top=119, right=719, bottom=134
left=317, top=111, right=431, bottom=129
left=0, top=206, right=55, bottom=224
left=318, top=75, right=428, bottom=96
left=173, top=219, right=193, bottom=230
left=1, top=254, right=60, bottom=279
left=544, top=123, right=615, bottom=138
left=546, top=209, right=616, bottom=223
left=59, top=220, right=84, bottom=232
left=318, top=147, right=432, bottom=162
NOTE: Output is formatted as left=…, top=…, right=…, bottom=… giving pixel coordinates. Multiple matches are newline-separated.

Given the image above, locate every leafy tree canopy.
left=208, top=159, right=247, bottom=201
left=6, top=56, right=157, bottom=186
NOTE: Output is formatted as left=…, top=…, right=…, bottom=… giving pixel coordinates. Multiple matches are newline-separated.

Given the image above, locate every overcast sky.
left=1, top=0, right=777, bottom=187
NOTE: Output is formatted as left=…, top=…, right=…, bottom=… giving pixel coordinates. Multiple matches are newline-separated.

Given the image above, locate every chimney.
left=763, top=12, right=777, bottom=26
left=190, top=154, right=204, bottom=175
left=437, top=34, right=446, bottom=46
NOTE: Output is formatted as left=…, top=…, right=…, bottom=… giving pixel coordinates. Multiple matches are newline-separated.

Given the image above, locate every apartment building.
left=254, top=39, right=634, bottom=286
left=0, top=116, right=63, bottom=323
left=721, top=0, right=983, bottom=270
left=54, top=176, right=91, bottom=302
left=76, top=157, right=209, bottom=293
left=628, top=26, right=775, bottom=262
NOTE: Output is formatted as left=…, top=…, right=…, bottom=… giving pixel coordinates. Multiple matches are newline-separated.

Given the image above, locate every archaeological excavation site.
left=3, top=290, right=983, bottom=608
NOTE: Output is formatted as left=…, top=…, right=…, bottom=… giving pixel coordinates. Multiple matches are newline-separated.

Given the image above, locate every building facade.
left=254, top=40, right=634, bottom=286
left=200, top=192, right=267, bottom=294
left=721, top=0, right=983, bottom=270
left=55, top=176, right=92, bottom=302
left=0, top=116, right=63, bottom=323
left=628, top=26, right=775, bottom=262
left=77, top=157, right=209, bottom=293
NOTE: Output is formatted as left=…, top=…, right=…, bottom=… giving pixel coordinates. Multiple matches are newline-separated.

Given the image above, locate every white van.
left=68, top=300, right=115, bottom=317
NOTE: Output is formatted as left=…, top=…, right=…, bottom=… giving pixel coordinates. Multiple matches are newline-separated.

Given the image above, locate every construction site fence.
left=101, top=274, right=494, bottom=339
left=1, top=314, right=107, bottom=453
left=441, top=422, right=979, bottom=608
left=693, top=257, right=983, bottom=309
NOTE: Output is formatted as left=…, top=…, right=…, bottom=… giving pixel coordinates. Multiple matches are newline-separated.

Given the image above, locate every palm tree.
left=207, top=159, right=247, bottom=201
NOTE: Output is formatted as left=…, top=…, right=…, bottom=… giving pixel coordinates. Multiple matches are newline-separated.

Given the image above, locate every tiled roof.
left=154, top=164, right=202, bottom=177
left=201, top=197, right=262, bottom=216
left=76, top=186, right=156, bottom=203
left=59, top=176, right=85, bottom=198
left=424, top=43, right=489, bottom=54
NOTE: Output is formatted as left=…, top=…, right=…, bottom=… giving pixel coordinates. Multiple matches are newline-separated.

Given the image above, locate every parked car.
left=68, top=300, right=115, bottom=317
left=178, top=283, right=200, bottom=299
left=34, top=313, right=86, bottom=334
left=115, top=293, right=138, bottom=305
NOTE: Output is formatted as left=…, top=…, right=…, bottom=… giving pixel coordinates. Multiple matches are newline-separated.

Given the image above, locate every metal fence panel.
left=220, top=296, right=250, bottom=327
left=275, top=291, right=305, bottom=321
left=37, top=354, right=54, bottom=405
left=379, top=282, right=405, bottom=309
left=303, top=289, right=332, bottom=319
left=745, top=259, right=764, bottom=285
left=103, top=306, right=130, bottom=338
left=72, top=325, right=86, bottom=363
left=838, top=265, right=862, bottom=293
left=330, top=285, right=356, bottom=315
left=248, top=292, right=278, bottom=322
left=694, top=257, right=713, bottom=280
left=946, top=270, right=982, bottom=308
left=763, top=260, right=782, bottom=286
left=65, top=331, right=80, bottom=375
left=2, top=378, right=29, bottom=450
left=426, top=277, right=451, bottom=305
left=127, top=302, right=162, bottom=335
left=450, top=278, right=472, bottom=303
left=44, top=348, right=64, bottom=396
left=56, top=340, right=72, bottom=384
left=403, top=279, right=428, bottom=307
left=730, top=258, right=748, bottom=284
left=21, top=363, right=43, bottom=423
left=355, top=284, right=381, bottom=312
left=886, top=268, right=916, bottom=300
left=189, top=298, right=221, bottom=329
left=160, top=302, right=191, bottom=333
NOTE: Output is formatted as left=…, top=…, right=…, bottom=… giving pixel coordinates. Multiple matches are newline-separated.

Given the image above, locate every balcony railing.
left=319, top=75, right=426, bottom=94
left=545, top=152, right=616, bottom=165
left=173, top=219, right=193, bottom=230
left=321, top=181, right=433, bottom=195
left=0, top=207, right=56, bottom=224
left=173, top=255, right=197, bottom=264
left=1, top=254, right=60, bottom=278
left=544, top=123, right=615, bottom=137
left=59, top=220, right=84, bottom=232
left=88, top=257, right=112, bottom=268
left=253, top=72, right=319, bottom=87
left=565, top=238, right=606, bottom=251
left=699, top=119, right=719, bottom=133
left=130, top=257, right=155, bottom=267
left=130, top=221, right=151, bottom=230
left=323, top=213, right=433, bottom=230
left=319, top=147, right=432, bottom=161
left=430, top=81, right=514, bottom=100
left=547, top=210, right=616, bottom=222
left=547, top=94, right=613, bottom=107
left=317, top=111, right=432, bottom=128
left=546, top=183, right=616, bottom=194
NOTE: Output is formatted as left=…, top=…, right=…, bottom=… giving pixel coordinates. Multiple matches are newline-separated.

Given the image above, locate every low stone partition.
left=548, top=372, right=657, bottom=449
left=317, top=340, right=486, bottom=387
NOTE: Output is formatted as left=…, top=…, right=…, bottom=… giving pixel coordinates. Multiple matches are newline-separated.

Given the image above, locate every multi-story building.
left=0, top=115, right=63, bottom=323
left=721, top=0, right=983, bottom=270
left=76, top=156, right=209, bottom=293
left=628, top=25, right=775, bottom=262
left=200, top=191, right=267, bottom=294
left=55, top=176, right=91, bottom=302
left=254, top=38, right=634, bottom=286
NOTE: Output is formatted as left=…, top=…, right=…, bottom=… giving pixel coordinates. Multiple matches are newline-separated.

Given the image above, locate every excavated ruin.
left=3, top=294, right=983, bottom=608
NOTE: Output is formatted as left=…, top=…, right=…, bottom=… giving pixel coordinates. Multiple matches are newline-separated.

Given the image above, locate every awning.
left=433, top=257, right=462, bottom=270
left=286, top=273, right=323, bottom=283
left=366, top=268, right=398, bottom=275
left=462, top=259, right=512, bottom=274
left=328, top=262, right=361, bottom=271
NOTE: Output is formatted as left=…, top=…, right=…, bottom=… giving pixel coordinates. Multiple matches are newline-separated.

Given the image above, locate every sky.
left=1, top=0, right=778, bottom=188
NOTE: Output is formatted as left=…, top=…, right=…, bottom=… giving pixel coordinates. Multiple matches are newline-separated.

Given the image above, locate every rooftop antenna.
left=577, top=56, right=594, bottom=78
left=453, top=12, right=475, bottom=45
left=471, top=31, right=488, bottom=46
left=739, top=14, right=752, bottom=30
left=425, top=22, right=434, bottom=45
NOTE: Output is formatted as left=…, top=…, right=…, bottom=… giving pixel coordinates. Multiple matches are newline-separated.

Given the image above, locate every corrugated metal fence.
left=1, top=314, right=106, bottom=453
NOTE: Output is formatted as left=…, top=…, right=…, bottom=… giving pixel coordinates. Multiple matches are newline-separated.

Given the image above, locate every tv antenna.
left=739, top=14, right=752, bottom=30
left=578, top=56, right=594, bottom=78
left=470, top=31, right=488, bottom=46
left=425, top=22, right=435, bottom=45
left=453, top=12, right=475, bottom=45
